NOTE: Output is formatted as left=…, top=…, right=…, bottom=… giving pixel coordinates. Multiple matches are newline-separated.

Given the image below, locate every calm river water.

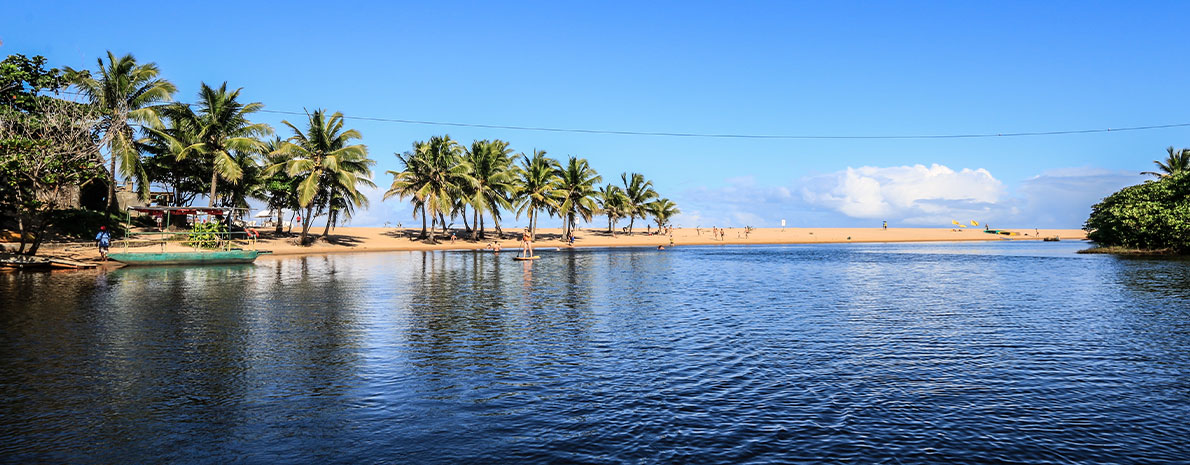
left=2, top=241, right=1188, bottom=463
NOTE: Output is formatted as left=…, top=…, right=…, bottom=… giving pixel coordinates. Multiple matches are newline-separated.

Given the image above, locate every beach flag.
left=971, top=220, right=980, bottom=226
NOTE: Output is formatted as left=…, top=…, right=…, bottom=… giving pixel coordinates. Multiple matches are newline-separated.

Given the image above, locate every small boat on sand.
left=108, top=249, right=267, bottom=266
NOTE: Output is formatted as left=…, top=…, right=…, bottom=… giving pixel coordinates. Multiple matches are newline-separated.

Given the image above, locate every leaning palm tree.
left=384, top=135, right=469, bottom=243
left=646, top=198, right=680, bottom=229
left=67, top=51, right=176, bottom=207
left=557, top=156, right=602, bottom=238
left=464, top=139, right=517, bottom=240
left=1142, top=146, right=1190, bottom=178
left=621, top=172, right=658, bottom=234
left=269, top=109, right=373, bottom=245
left=513, top=149, right=562, bottom=240
left=259, top=137, right=300, bottom=233
left=319, top=150, right=376, bottom=237
left=597, top=184, right=629, bottom=236
left=173, top=82, right=272, bottom=207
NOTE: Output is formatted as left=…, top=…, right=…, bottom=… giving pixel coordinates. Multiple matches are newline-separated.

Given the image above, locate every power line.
left=56, top=90, right=1190, bottom=140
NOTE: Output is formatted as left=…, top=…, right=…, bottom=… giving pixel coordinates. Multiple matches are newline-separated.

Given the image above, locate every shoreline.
left=15, top=227, right=1088, bottom=266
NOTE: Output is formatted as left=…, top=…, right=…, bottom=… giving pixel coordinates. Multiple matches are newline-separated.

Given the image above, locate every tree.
left=464, top=139, right=516, bottom=240
left=140, top=116, right=210, bottom=206
left=557, top=156, right=601, bottom=237
left=597, top=183, right=628, bottom=236
left=169, top=82, right=271, bottom=207
left=270, top=109, right=373, bottom=245
left=66, top=51, right=176, bottom=207
left=1, top=97, right=105, bottom=254
left=514, top=149, right=561, bottom=240
left=621, top=172, right=657, bottom=234
left=1084, top=171, right=1190, bottom=253
left=384, top=135, right=469, bottom=243
left=646, top=198, right=680, bottom=229
left=2, top=54, right=66, bottom=113
left=1141, top=146, right=1190, bottom=178
left=258, top=137, right=300, bottom=233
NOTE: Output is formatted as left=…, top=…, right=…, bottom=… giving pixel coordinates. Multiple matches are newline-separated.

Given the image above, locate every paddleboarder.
left=520, top=228, right=533, bottom=258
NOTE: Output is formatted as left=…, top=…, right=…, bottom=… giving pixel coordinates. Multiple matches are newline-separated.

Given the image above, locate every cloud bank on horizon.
left=284, top=163, right=1143, bottom=231
left=671, top=164, right=1143, bottom=229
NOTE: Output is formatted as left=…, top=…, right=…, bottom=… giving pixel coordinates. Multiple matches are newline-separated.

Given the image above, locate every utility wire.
left=56, top=90, right=1190, bottom=140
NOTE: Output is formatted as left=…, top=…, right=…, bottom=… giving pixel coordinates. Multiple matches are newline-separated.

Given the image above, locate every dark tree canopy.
left=1085, top=171, right=1190, bottom=253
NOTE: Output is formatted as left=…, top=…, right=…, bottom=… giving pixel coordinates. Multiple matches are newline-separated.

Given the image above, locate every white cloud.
left=801, top=164, right=1006, bottom=225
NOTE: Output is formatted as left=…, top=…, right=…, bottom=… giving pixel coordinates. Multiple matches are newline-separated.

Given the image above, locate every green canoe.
left=108, top=250, right=263, bottom=266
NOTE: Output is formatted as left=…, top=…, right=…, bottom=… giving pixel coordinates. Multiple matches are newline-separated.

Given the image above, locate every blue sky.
left=4, top=1, right=1187, bottom=228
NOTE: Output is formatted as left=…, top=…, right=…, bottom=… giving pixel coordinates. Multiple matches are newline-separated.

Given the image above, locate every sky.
left=4, top=1, right=1188, bottom=228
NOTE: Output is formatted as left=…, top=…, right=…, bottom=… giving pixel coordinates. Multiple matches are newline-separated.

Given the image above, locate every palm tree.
left=621, top=172, right=658, bottom=234
left=465, top=139, right=517, bottom=240
left=514, top=149, right=562, bottom=240
left=557, top=156, right=602, bottom=238
left=258, top=137, right=300, bottom=233
left=646, top=198, right=680, bottom=229
left=319, top=151, right=376, bottom=237
left=173, top=82, right=272, bottom=207
left=269, top=109, right=373, bottom=245
left=67, top=51, right=176, bottom=208
left=384, top=135, right=470, bottom=243
left=1142, top=146, right=1190, bottom=178
left=597, top=184, right=629, bottom=236
left=139, top=109, right=208, bottom=206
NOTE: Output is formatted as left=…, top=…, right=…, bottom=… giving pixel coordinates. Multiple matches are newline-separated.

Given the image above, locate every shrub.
left=1084, top=171, right=1190, bottom=253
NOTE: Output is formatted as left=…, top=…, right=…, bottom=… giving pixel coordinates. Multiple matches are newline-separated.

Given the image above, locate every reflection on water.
left=2, top=242, right=1188, bottom=463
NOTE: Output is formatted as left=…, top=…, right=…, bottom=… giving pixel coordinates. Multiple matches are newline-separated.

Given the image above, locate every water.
left=2, top=241, right=1188, bottom=463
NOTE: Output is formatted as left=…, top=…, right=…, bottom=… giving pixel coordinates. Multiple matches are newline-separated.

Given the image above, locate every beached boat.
left=1, top=254, right=97, bottom=270
left=108, top=249, right=265, bottom=266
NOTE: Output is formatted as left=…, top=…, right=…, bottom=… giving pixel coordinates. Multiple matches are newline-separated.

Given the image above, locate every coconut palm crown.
left=67, top=51, right=176, bottom=206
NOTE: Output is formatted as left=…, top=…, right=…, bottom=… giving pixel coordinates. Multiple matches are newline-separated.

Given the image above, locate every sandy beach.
left=21, top=226, right=1085, bottom=264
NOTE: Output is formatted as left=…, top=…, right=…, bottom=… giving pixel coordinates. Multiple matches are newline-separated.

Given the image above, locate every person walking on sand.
left=95, top=226, right=111, bottom=261
left=883, top=220, right=887, bottom=230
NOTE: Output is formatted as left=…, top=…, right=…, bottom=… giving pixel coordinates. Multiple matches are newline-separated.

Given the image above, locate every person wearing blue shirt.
left=95, top=226, right=111, bottom=261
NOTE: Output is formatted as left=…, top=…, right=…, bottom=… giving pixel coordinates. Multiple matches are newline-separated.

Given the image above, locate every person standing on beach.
left=883, top=220, right=887, bottom=230
left=95, top=226, right=111, bottom=261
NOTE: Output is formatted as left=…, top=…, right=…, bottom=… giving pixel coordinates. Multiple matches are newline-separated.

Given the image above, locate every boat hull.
left=108, top=250, right=261, bottom=266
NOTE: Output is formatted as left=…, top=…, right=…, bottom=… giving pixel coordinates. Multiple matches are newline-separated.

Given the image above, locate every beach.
left=24, top=226, right=1085, bottom=264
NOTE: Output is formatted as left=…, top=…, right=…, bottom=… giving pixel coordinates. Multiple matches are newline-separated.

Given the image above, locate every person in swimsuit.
left=521, top=229, right=533, bottom=257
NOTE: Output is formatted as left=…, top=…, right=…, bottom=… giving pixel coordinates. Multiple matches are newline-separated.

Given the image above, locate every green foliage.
left=187, top=220, right=227, bottom=249
left=1085, top=171, right=1190, bottom=253
left=1, top=54, right=65, bottom=113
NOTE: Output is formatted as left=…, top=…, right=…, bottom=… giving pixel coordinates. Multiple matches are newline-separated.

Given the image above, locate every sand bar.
left=20, top=227, right=1086, bottom=266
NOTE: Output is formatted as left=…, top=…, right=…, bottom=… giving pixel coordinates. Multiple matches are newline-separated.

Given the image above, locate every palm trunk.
left=472, top=208, right=480, bottom=241
left=275, top=209, right=284, bottom=234
left=299, top=205, right=314, bottom=245
left=419, top=204, right=428, bottom=239
left=427, top=212, right=437, bottom=244
left=321, top=210, right=333, bottom=237
left=608, top=215, right=614, bottom=235
left=479, top=214, right=485, bottom=240
left=106, top=156, right=117, bottom=210
left=208, top=170, right=219, bottom=207
left=628, top=216, right=635, bottom=235
left=439, top=212, right=448, bottom=240
left=462, top=205, right=471, bottom=233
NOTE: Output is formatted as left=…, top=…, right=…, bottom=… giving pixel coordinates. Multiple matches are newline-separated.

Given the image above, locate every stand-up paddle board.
left=513, top=256, right=540, bottom=261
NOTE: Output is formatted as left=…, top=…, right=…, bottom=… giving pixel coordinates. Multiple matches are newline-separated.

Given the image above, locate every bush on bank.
left=1084, top=171, right=1190, bottom=254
